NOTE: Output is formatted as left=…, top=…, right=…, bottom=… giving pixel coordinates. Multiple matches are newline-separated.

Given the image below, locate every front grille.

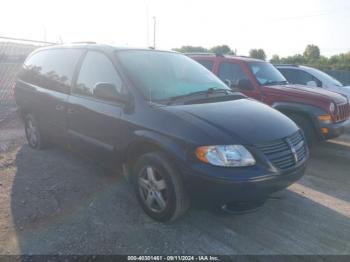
left=255, top=130, right=307, bottom=170
left=334, top=103, right=350, bottom=122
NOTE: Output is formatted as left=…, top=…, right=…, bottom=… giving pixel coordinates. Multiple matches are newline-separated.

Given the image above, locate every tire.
left=24, top=114, right=47, bottom=149
left=288, top=113, right=317, bottom=147
left=131, top=151, right=190, bottom=222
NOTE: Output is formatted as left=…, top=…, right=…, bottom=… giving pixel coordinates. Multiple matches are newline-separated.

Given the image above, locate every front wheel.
left=24, top=114, right=47, bottom=149
left=132, top=152, right=190, bottom=222
left=288, top=114, right=317, bottom=147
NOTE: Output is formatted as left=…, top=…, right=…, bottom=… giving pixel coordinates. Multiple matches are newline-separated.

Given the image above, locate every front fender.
left=126, top=130, right=190, bottom=164
left=272, top=102, right=327, bottom=139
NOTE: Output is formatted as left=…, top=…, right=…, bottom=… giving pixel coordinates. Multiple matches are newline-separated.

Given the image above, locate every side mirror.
left=237, top=79, right=253, bottom=90
left=306, top=80, right=318, bottom=87
left=93, top=82, right=130, bottom=104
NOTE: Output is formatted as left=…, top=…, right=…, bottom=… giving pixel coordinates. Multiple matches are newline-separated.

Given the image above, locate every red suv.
left=189, top=54, right=350, bottom=145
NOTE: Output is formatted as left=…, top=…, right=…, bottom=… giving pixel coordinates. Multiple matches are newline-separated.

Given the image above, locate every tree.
left=270, top=54, right=280, bottom=64
left=209, top=45, right=235, bottom=55
left=280, top=54, right=306, bottom=65
left=249, top=49, right=266, bottom=60
left=303, top=44, right=320, bottom=61
left=261, top=45, right=350, bottom=71
left=172, top=46, right=208, bottom=53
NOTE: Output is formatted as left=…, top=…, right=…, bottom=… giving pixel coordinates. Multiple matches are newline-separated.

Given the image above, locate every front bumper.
left=182, top=161, right=307, bottom=206
left=321, top=119, right=350, bottom=139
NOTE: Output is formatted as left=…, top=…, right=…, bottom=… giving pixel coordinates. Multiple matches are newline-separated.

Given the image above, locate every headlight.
left=329, top=102, right=336, bottom=113
left=195, top=145, right=255, bottom=167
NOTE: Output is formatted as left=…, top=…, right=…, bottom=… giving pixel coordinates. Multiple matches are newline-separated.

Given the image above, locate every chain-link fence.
left=0, top=36, right=55, bottom=106
left=324, top=69, right=350, bottom=86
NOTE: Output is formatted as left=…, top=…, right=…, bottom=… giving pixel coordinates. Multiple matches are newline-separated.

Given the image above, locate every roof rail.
left=71, top=41, right=97, bottom=44
left=185, top=53, right=262, bottom=60
left=184, top=52, right=224, bottom=57
left=273, top=64, right=299, bottom=67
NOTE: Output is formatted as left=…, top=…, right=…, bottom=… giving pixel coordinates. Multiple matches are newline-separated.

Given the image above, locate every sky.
left=1, top=0, right=350, bottom=58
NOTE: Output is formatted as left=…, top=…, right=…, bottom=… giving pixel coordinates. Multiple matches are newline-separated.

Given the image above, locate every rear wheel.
left=24, top=114, right=47, bottom=149
left=132, top=151, right=189, bottom=222
left=288, top=113, right=317, bottom=147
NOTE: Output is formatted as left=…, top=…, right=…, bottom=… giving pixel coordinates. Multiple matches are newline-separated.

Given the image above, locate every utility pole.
left=153, top=16, right=156, bottom=49
left=145, top=1, right=149, bottom=47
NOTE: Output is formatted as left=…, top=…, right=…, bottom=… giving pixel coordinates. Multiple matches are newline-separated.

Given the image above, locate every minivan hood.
left=263, top=84, right=347, bottom=104
left=163, top=99, right=298, bottom=145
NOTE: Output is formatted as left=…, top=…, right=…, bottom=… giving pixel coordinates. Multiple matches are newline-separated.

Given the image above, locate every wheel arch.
left=123, top=130, right=189, bottom=179
left=272, top=101, right=325, bottom=140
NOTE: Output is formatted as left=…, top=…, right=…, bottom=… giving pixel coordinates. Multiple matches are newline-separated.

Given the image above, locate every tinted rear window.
left=21, top=48, right=83, bottom=93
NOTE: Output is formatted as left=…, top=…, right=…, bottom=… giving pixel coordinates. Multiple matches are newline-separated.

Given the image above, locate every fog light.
left=318, top=114, right=332, bottom=122
left=321, top=128, right=329, bottom=134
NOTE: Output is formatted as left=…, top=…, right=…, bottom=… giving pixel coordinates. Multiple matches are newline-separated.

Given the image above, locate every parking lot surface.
left=0, top=112, right=349, bottom=255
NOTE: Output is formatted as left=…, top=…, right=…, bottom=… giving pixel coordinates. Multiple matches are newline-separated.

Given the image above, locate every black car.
left=15, top=44, right=308, bottom=222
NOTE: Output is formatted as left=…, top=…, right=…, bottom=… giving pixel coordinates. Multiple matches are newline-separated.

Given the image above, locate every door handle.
left=67, top=108, right=75, bottom=114
left=55, top=104, right=64, bottom=111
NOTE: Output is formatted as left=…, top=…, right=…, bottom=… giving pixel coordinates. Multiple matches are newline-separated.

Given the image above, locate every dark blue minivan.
left=15, top=44, right=308, bottom=222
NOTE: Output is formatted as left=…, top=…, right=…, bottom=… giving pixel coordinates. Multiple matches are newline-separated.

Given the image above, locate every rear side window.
left=218, top=62, right=248, bottom=87
left=21, top=49, right=83, bottom=93
left=197, top=60, right=214, bottom=71
left=73, top=51, right=122, bottom=98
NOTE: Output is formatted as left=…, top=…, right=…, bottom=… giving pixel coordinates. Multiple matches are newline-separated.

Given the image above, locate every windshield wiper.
left=166, top=88, right=235, bottom=105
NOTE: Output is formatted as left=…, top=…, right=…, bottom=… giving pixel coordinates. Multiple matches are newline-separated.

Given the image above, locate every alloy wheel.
left=138, top=166, right=168, bottom=213
left=25, top=118, right=38, bottom=147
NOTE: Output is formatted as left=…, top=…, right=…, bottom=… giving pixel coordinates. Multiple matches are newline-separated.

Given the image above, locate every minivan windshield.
left=116, top=50, right=228, bottom=101
left=248, top=62, right=288, bottom=86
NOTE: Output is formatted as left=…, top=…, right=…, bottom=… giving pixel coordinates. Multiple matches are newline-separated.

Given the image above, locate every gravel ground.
left=0, top=109, right=350, bottom=255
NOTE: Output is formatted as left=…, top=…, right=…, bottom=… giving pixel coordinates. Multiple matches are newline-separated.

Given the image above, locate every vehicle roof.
left=188, top=53, right=265, bottom=63
left=275, top=64, right=310, bottom=68
left=32, top=43, right=178, bottom=54
left=275, top=64, right=318, bottom=71
left=274, top=64, right=299, bottom=68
